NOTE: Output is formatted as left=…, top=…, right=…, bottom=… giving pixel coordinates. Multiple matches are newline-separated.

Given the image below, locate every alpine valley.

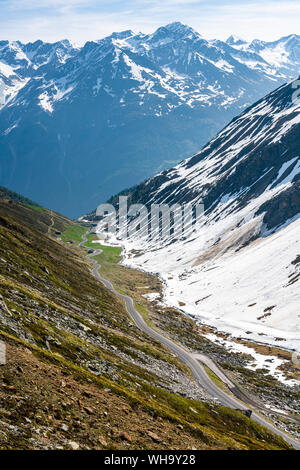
left=96, top=76, right=300, bottom=360
left=1, top=22, right=300, bottom=217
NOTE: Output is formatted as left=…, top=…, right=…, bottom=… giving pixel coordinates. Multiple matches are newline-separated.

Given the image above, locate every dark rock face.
left=257, top=180, right=300, bottom=231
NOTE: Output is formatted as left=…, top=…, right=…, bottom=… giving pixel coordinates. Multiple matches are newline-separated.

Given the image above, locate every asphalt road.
left=80, top=234, right=300, bottom=450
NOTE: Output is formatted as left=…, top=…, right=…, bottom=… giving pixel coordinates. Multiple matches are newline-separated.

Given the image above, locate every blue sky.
left=0, top=0, right=299, bottom=44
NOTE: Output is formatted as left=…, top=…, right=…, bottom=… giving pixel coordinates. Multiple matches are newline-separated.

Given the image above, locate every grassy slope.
left=0, top=192, right=291, bottom=450
left=95, top=236, right=300, bottom=421
left=0, top=186, right=44, bottom=209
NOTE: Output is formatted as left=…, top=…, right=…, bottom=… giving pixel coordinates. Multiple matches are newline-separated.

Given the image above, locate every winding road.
left=80, top=233, right=300, bottom=450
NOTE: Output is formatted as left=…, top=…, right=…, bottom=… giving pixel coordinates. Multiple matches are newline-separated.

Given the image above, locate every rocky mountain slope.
left=0, top=186, right=291, bottom=450
left=101, top=78, right=300, bottom=353
left=1, top=24, right=300, bottom=217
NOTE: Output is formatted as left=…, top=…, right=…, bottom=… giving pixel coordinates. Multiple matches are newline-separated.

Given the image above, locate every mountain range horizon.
left=1, top=21, right=300, bottom=218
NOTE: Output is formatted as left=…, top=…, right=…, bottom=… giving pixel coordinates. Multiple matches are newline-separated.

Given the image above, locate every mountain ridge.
left=1, top=23, right=300, bottom=217
left=93, top=77, right=300, bottom=353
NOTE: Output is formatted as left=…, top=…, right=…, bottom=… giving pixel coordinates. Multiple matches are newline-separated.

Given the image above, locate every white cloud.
left=0, top=0, right=299, bottom=43
left=3, top=0, right=92, bottom=8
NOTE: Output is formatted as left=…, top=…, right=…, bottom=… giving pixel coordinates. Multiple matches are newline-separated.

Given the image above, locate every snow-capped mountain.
left=1, top=23, right=300, bottom=217
left=104, top=78, right=300, bottom=352
left=0, top=39, right=76, bottom=105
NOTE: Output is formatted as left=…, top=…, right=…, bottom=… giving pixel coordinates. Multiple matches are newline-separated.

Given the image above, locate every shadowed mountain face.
left=99, top=79, right=300, bottom=351
left=1, top=23, right=300, bottom=217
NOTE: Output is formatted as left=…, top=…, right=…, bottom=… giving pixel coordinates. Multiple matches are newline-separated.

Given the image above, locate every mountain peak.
left=109, top=30, right=134, bottom=40
left=164, top=21, right=194, bottom=31
left=249, top=38, right=267, bottom=51
left=226, top=34, right=246, bottom=46
left=57, top=39, right=73, bottom=47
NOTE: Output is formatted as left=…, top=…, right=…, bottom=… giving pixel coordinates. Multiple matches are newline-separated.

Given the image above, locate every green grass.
left=94, top=244, right=122, bottom=263
left=82, top=233, right=104, bottom=250
left=83, top=237, right=122, bottom=264
left=61, top=224, right=87, bottom=243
